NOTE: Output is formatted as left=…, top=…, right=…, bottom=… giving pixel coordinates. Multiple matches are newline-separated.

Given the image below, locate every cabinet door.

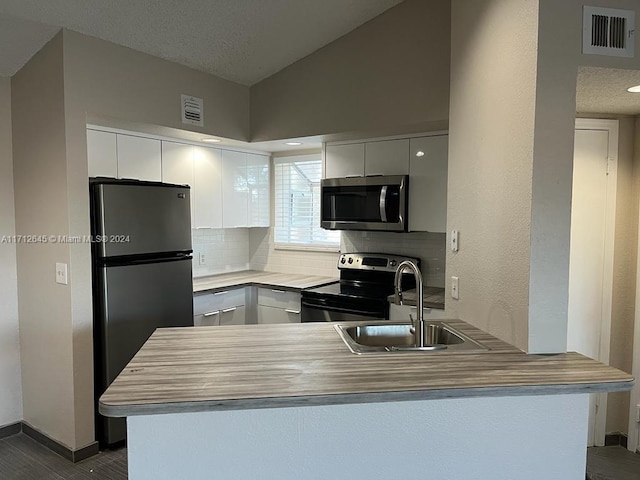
left=222, top=150, right=248, bottom=228
left=257, top=305, right=301, bottom=324
left=193, top=146, right=223, bottom=229
left=324, top=143, right=365, bottom=178
left=117, top=135, right=162, bottom=181
left=247, top=154, right=270, bottom=227
left=194, top=311, right=220, bottom=327
left=162, top=142, right=195, bottom=226
left=219, top=306, right=246, bottom=326
left=408, top=135, right=448, bottom=233
left=365, top=139, right=410, bottom=176
left=87, top=129, right=118, bottom=178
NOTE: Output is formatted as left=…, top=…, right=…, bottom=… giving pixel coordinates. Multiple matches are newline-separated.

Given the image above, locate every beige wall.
left=447, top=0, right=538, bottom=350
left=606, top=117, right=639, bottom=434
left=11, top=34, right=77, bottom=448
left=250, top=0, right=450, bottom=142
left=0, top=77, right=22, bottom=427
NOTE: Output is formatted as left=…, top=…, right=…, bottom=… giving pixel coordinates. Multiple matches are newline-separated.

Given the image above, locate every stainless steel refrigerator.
left=90, top=178, right=194, bottom=447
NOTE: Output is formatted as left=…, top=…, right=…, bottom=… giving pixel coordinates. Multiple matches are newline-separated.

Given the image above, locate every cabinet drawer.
left=194, top=312, right=220, bottom=327
left=193, top=288, right=246, bottom=315
left=257, top=288, right=301, bottom=310
left=257, top=305, right=301, bottom=324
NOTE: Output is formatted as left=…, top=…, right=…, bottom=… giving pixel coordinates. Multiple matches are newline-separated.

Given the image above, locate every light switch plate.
left=55, top=262, right=68, bottom=285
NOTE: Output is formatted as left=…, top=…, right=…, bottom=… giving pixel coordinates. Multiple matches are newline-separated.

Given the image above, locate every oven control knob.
left=348, top=257, right=353, bottom=264
left=389, top=260, right=397, bottom=267
left=340, top=257, right=346, bottom=264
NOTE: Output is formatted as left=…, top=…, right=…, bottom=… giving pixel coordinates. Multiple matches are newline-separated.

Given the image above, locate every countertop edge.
left=100, top=379, right=634, bottom=418
left=193, top=271, right=339, bottom=293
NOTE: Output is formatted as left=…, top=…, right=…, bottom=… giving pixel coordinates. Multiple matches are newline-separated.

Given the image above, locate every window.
left=274, top=154, right=340, bottom=249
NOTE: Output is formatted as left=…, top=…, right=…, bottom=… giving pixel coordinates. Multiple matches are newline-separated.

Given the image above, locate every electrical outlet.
left=451, top=276, right=459, bottom=300
left=199, top=252, right=206, bottom=265
left=451, top=230, right=459, bottom=252
left=55, top=262, right=68, bottom=285
left=636, top=405, right=640, bottom=423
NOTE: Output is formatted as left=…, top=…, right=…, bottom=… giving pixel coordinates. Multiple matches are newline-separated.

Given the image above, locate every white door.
left=568, top=123, right=616, bottom=446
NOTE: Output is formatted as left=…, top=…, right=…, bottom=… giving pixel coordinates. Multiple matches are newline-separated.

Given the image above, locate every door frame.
left=573, top=118, right=619, bottom=446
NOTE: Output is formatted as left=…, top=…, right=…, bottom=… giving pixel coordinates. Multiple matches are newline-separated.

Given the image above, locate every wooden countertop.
left=388, top=286, right=445, bottom=309
left=193, top=270, right=339, bottom=293
left=100, top=320, right=633, bottom=417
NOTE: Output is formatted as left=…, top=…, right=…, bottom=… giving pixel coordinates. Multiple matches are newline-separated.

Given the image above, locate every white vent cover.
left=583, top=6, right=635, bottom=57
left=181, top=94, right=204, bottom=126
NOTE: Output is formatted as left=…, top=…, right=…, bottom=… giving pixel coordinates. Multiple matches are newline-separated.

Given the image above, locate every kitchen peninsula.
left=101, top=321, right=632, bottom=480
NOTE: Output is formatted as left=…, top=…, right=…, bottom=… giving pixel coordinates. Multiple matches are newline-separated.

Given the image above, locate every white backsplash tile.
left=192, top=228, right=250, bottom=277
left=341, top=231, right=446, bottom=287
left=194, top=227, right=445, bottom=286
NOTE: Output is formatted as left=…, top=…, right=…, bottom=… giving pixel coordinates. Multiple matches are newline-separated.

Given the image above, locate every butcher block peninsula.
left=100, top=320, right=632, bottom=480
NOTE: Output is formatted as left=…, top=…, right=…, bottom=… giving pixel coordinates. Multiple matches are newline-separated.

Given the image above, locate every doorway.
left=567, top=118, right=618, bottom=446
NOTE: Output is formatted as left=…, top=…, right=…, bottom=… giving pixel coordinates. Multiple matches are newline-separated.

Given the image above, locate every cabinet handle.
left=222, top=307, right=237, bottom=313
left=285, top=309, right=301, bottom=315
left=271, top=289, right=286, bottom=294
left=345, top=175, right=363, bottom=178
left=214, top=291, right=229, bottom=296
left=203, top=311, right=220, bottom=317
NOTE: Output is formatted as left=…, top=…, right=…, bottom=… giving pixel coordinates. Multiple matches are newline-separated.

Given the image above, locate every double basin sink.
left=335, top=321, right=488, bottom=354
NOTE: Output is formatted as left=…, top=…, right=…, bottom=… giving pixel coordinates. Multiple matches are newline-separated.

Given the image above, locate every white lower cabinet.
left=256, top=288, right=301, bottom=324
left=193, top=287, right=247, bottom=326
left=388, top=303, right=448, bottom=321
left=219, top=306, right=246, bottom=326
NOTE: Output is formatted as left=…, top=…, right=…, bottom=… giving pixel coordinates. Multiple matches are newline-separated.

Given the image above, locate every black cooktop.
left=304, top=281, right=395, bottom=301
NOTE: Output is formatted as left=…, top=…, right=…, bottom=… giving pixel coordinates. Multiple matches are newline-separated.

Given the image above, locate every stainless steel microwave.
left=320, top=175, right=408, bottom=232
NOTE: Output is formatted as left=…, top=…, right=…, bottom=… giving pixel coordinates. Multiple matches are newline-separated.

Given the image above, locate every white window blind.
left=274, top=154, right=340, bottom=249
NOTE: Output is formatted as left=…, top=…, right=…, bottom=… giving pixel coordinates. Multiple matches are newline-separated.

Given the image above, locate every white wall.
left=447, top=0, right=537, bottom=350
left=0, top=77, right=22, bottom=427
left=128, top=394, right=590, bottom=480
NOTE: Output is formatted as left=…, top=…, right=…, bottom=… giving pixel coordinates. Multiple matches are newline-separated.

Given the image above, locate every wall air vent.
left=583, top=6, right=635, bottom=57
left=181, top=94, right=204, bottom=127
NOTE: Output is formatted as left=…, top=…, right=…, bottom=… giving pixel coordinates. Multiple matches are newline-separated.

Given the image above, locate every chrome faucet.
left=394, top=260, right=425, bottom=348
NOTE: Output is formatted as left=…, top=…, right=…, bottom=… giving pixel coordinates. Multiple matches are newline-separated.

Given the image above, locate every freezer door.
left=95, top=256, right=193, bottom=445
left=93, top=182, right=192, bottom=258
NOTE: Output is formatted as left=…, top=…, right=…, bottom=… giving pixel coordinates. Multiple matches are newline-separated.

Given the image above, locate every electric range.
left=301, top=252, right=420, bottom=322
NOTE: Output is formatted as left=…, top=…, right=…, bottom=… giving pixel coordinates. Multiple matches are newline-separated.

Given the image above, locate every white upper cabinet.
left=162, top=141, right=195, bottom=227
left=364, top=139, right=410, bottom=176
left=193, top=146, right=223, bottom=229
left=87, top=129, right=118, bottom=178
left=117, top=135, right=162, bottom=182
left=408, top=135, right=448, bottom=233
left=324, top=143, right=365, bottom=178
left=222, top=150, right=248, bottom=228
left=246, top=153, right=270, bottom=227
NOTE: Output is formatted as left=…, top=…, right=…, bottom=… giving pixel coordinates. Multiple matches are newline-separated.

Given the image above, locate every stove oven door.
left=300, top=295, right=387, bottom=322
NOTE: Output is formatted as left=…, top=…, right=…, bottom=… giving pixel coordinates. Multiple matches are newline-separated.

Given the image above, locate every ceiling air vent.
left=181, top=94, right=204, bottom=127
left=583, top=6, right=635, bottom=57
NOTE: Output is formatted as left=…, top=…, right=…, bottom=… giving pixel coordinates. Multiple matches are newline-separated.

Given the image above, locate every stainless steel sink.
left=335, top=321, right=489, bottom=354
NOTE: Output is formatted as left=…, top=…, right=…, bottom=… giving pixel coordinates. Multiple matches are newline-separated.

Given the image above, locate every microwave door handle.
left=379, top=186, right=388, bottom=222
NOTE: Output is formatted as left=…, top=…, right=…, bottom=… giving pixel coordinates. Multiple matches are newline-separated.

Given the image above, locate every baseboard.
left=604, top=432, right=628, bottom=448
left=18, top=422, right=99, bottom=463
left=0, top=422, right=22, bottom=440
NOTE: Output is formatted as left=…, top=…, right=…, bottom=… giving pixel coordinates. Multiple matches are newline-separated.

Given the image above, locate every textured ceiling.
left=0, top=0, right=403, bottom=85
left=576, top=66, right=640, bottom=116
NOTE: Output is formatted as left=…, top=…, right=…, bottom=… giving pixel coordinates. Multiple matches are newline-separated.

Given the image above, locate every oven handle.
left=301, top=300, right=381, bottom=318
left=379, top=185, right=388, bottom=222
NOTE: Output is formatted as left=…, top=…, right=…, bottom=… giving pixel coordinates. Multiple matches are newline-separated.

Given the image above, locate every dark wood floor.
left=0, top=433, right=126, bottom=480
left=586, top=446, right=640, bottom=480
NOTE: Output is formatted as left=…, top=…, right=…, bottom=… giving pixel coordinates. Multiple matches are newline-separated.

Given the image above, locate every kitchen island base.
left=127, top=393, right=589, bottom=480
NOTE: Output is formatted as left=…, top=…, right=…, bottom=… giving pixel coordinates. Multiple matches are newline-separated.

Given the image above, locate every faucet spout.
left=393, top=260, right=424, bottom=348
